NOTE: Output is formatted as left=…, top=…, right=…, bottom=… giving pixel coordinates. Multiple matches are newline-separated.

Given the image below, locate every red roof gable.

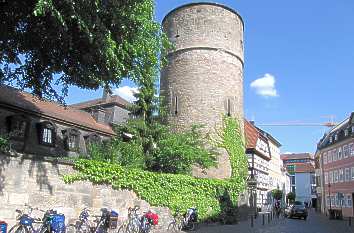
left=244, top=119, right=259, bottom=149
left=0, top=86, right=114, bottom=135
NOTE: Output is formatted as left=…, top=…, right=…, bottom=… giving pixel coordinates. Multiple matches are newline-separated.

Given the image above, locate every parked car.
left=285, top=203, right=308, bottom=220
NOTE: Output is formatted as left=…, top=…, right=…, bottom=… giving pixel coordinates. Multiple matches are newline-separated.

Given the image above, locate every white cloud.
left=113, top=86, right=139, bottom=102
left=250, top=73, right=278, bottom=97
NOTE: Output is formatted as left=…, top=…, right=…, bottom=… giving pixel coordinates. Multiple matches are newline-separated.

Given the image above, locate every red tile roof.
left=281, top=153, right=314, bottom=161
left=244, top=119, right=259, bottom=149
left=294, top=163, right=315, bottom=173
left=70, top=95, right=130, bottom=110
left=0, top=86, right=114, bottom=135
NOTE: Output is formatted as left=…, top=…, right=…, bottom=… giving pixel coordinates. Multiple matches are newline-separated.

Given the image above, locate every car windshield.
left=294, top=205, right=305, bottom=208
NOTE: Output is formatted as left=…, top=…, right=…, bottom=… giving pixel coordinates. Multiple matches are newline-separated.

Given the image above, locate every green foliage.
left=272, top=189, right=283, bottom=200
left=63, top=159, right=243, bottom=220
left=98, top=120, right=217, bottom=175
left=85, top=140, right=145, bottom=170
left=286, top=192, right=296, bottom=203
left=65, top=117, right=247, bottom=221
left=146, top=125, right=216, bottom=174
left=1, top=0, right=169, bottom=102
left=0, top=135, right=9, bottom=152
left=215, top=116, right=248, bottom=186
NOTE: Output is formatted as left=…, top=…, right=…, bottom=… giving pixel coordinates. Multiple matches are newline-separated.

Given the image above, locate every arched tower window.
left=225, top=98, right=234, bottom=117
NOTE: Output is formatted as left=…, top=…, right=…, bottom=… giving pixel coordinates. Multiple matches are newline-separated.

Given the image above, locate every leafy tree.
left=0, top=0, right=168, bottom=102
left=286, top=192, right=296, bottom=203
left=271, top=189, right=283, bottom=200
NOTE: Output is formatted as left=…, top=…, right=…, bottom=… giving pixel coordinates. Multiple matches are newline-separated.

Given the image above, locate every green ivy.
left=0, top=135, right=9, bottom=152
left=64, top=117, right=248, bottom=220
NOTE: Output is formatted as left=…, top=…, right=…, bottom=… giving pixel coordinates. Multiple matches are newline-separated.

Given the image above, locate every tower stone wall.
left=160, top=3, right=244, bottom=179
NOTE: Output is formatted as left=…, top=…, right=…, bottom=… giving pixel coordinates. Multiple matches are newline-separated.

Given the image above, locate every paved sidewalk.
left=175, top=210, right=354, bottom=233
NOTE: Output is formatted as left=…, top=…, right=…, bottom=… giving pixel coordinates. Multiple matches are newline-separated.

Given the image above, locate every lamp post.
left=248, top=153, right=258, bottom=217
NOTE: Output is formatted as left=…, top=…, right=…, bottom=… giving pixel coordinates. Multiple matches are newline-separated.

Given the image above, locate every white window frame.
left=334, top=170, right=339, bottom=183
left=329, top=171, right=333, bottom=183
left=350, top=143, right=354, bottom=157
left=338, top=147, right=343, bottom=160
left=351, top=167, right=354, bottom=181
left=333, top=149, right=338, bottom=161
left=343, top=144, right=349, bottom=158
left=323, top=152, right=328, bottom=164
left=348, top=195, right=353, bottom=207
left=345, top=168, right=350, bottom=182
left=328, top=151, right=333, bottom=163
left=339, top=169, right=344, bottom=182
left=324, top=172, right=328, bottom=184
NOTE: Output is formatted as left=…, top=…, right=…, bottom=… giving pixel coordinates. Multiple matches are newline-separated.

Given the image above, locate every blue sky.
left=65, top=0, right=354, bottom=154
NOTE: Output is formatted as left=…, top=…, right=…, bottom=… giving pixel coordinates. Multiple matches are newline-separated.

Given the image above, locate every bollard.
left=251, top=215, right=254, bottom=227
left=262, top=214, right=265, bottom=225
left=349, top=216, right=352, bottom=227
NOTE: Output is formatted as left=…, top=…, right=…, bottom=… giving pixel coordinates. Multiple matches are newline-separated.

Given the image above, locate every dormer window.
left=6, top=115, right=29, bottom=140
left=329, top=136, right=333, bottom=143
left=345, top=129, right=349, bottom=137
left=63, top=128, right=81, bottom=151
left=37, top=121, right=56, bottom=146
left=334, top=134, right=338, bottom=141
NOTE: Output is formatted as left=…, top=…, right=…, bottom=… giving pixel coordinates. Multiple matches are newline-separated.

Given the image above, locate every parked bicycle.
left=117, top=206, right=158, bottom=233
left=67, top=208, right=118, bottom=233
left=167, top=208, right=197, bottom=232
left=9, top=205, right=66, bottom=233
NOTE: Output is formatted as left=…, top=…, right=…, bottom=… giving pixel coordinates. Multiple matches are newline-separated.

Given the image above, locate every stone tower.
left=160, top=3, right=244, bottom=179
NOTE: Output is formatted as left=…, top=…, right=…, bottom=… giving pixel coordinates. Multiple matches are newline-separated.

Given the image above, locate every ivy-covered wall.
left=64, top=117, right=249, bottom=221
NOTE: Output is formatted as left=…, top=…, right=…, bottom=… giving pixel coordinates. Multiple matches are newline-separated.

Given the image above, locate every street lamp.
left=247, top=154, right=258, bottom=217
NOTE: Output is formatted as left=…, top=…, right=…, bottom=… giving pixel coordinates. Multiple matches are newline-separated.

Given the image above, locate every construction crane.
left=256, top=115, right=337, bottom=128
left=257, top=122, right=336, bottom=127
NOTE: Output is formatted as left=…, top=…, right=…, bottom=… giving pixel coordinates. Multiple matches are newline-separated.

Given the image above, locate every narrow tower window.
left=174, top=96, right=178, bottom=115
left=227, top=99, right=231, bottom=116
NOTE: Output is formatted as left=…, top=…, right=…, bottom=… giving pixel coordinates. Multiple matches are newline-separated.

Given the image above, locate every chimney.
left=102, top=86, right=111, bottom=101
left=250, top=120, right=255, bottom=125
left=92, top=107, right=107, bottom=124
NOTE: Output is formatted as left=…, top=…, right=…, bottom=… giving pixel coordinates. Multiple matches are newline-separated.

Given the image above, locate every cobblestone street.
left=189, top=210, right=354, bottom=233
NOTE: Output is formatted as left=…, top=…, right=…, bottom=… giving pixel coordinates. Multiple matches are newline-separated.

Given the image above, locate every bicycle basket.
left=19, top=215, right=34, bottom=226
left=50, top=214, right=65, bottom=233
left=109, top=210, right=119, bottom=229
left=144, top=211, right=158, bottom=225
left=0, top=221, right=7, bottom=233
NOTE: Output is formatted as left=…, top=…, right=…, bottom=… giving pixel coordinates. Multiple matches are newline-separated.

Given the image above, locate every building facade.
left=282, top=153, right=317, bottom=206
left=160, top=3, right=244, bottom=179
left=317, top=112, right=354, bottom=217
left=245, top=120, right=291, bottom=210
left=245, top=120, right=271, bottom=210
left=0, top=86, right=129, bottom=157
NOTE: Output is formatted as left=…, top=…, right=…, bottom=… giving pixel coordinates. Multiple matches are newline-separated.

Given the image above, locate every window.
left=332, top=196, right=336, bottom=207
left=351, top=167, right=354, bottom=181
left=345, top=129, right=349, bottom=137
left=334, top=170, right=339, bottom=183
left=345, top=168, right=350, bottom=182
left=348, top=195, right=353, bottom=207
left=338, top=147, right=342, bottom=160
left=330, top=136, right=333, bottom=143
left=291, top=176, right=296, bottom=185
left=335, top=134, right=338, bottom=141
left=174, top=96, right=178, bottom=115
left=350, top=143, right=354, bottom=156
left=329, top=171, right=333, bottom=183
left=326, top=196, right=330, bottom=206
left=339, top=169, right=344, bottom=182
left=323, top=152, right=328, bottom=164
left=37, top=121, right=56, bottom=146
left=63, top=128, right=81, bottom=151
left=343, top=145, right=349, bottom=158
left=328, top=151, right=332, bottom=163
left=324, top=172, right=328, bottom=184
left=227, top=99, right=231, bottom=116
left=7, top=115, right=29, bottom=139
left=333, top=149, right=338, bottom=161
left=84, top=133, right=101, bottom=151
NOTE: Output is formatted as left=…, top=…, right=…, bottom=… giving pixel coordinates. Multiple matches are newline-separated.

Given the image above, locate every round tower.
left=160, top=3, right=244, bottom=179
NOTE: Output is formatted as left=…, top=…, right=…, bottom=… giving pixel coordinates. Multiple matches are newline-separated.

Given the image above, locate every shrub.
left=0, top=134, right=9, bottom=152
left=271, top=189, right=283, bottom=200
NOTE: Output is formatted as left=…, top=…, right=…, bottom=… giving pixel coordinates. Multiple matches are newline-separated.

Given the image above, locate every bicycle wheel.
left=8, top=225, right=29, bottom=233
left=167, top=222, right=178, bottom=233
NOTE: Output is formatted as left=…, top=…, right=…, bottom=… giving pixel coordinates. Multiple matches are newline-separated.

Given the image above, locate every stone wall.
left=0, top=153, right=173, bottom=231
